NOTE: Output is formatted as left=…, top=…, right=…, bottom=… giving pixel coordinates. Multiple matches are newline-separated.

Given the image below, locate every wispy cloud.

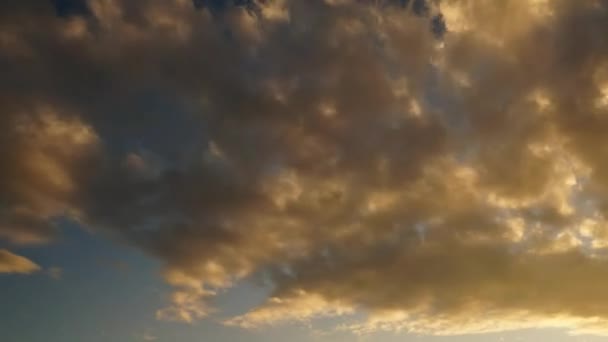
left=46, top=266, right=63, bottom=280
left=0, top=249, right=40, bottom=274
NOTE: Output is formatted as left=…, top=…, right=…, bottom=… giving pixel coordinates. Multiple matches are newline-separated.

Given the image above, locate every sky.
left=2, top=0, right=608, bottom=341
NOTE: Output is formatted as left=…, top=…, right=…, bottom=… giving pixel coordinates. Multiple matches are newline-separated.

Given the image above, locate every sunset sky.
left=2, top=1, right=608, bottom=341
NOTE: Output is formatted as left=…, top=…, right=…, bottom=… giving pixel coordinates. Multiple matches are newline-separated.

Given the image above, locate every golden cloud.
left=0, top=249, right=40, bottom=274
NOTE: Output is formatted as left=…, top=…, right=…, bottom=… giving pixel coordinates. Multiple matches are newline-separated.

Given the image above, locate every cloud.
left=142, top=333, right=158, bottom=341
left=0, top=249, right=41, bottom=274
left=134, top=331, right=158, bottom=341
left=2, top=0, right=608, bottom=336
left=0, top=105, right=100, bottom=244
left=225, top=289, right=355, bottom=328
left=47, top=266, right=63, bottom=280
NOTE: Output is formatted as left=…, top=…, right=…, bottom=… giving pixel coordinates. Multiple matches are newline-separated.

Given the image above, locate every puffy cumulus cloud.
left=0, top=249, right=40, bottom=274
left=2, top=0, right=608, bottom=336
left=0, top=105, right=99, bottom=244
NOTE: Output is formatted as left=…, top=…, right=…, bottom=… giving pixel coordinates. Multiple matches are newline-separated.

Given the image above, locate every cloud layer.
left=2, top=0, right=608, bottom=335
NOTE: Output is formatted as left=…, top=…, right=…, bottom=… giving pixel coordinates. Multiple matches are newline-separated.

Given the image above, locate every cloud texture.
left=2, top=0, right=608, bottom=335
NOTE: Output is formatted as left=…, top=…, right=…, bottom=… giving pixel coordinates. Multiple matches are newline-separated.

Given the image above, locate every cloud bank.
left=2, top=0, right=608, bottom=335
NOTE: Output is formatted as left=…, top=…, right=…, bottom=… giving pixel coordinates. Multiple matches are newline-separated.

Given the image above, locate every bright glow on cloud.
left=0, top=249, right=40, bottom=274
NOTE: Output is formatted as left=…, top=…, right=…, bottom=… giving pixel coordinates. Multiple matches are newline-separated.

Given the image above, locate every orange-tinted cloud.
left=0, top=249, right=40, bottom=274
